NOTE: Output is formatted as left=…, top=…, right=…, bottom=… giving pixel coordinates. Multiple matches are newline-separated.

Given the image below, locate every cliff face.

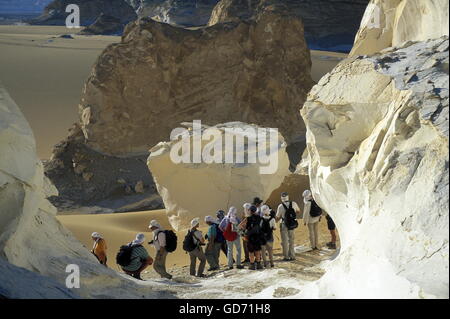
left=0, top=83, right=172, bottom=298
left=137, top=0, right=220, bottom=27
left=78, top=12, right=313, bottom=157
left=300, top=36, right=449, bottom=298
left=350, top=0, right=449, bottom=57
left=208, top=0, right=370, bottom=52
left=30, top=0, right=137, bottom=26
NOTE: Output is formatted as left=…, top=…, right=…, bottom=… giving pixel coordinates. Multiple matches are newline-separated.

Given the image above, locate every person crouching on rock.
left=120, top=233, right=153, bottom=280
left=91, top=232, right=108, bottom=267
left=204, top=215, right=222, bottom=271
left=260, top=206, right=276, bottom=268
left=149, top=220, right=173, bottom=280
left=245, top=205, right=264, bottom=270
left=188, top=218, right=207, bottom=278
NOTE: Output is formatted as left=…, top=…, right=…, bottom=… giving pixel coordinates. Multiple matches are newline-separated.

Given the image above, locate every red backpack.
left=223, top=220, right=238, bottom=242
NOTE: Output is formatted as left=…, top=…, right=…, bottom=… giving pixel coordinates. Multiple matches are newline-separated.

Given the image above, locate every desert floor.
left=58, top=209, right=340, bottom=286
left=0, top=25, right=347, bottom=160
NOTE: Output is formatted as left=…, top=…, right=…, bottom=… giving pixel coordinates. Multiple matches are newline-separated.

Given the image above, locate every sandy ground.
left=0, top=25, right=346, bottom=160
left=58, top=209, right=339, bottom=278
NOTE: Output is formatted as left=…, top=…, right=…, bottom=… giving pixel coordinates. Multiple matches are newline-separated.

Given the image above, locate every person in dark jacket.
left=244, top=205, right=264, bottom=270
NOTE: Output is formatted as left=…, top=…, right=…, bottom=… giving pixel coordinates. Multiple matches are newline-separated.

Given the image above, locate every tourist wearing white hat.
left=186, top=218, right=207, bottom=277
left=120, top=233, right=153, bottom=280
left=204, top=215, right=222, bottom=271
left=91, top=232, right=108, bottom=267
left=275, top=192, right=301, bottom=261
left=302, top=190, right=323, bottom=251
left=149, top=220, right=173, bottom=279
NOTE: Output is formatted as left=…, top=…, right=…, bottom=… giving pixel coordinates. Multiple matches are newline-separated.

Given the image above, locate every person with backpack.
left=149, top=220, right=173, bottom=280
left=91, top=232, right=108, bottom=267
left=204, top=215, right=222, bottom=271
left=118, top=233, right=153, bottom=280
left=243, top=205, right=265, bottom=270
left=276, top=192, right=301, bottom=261
left=219, top=207, right=244, bottom=270
left=260, top=206, right=276, bottom=268
left=303, top=190, right=322, bottom=251
left=216, top=209, right=229, bottom=261
left=240, top=203, right=252, bottom=263
left=184, top=218, right=207, bottom=277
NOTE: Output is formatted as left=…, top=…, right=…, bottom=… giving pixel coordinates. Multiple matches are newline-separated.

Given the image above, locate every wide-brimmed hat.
left=253, top=197, right=263, bottom=205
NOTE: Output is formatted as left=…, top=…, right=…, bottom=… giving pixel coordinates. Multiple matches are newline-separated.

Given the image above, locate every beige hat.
left=191, top=218, right=200, bottom=228
left=149, top=220, right=161, bottom=229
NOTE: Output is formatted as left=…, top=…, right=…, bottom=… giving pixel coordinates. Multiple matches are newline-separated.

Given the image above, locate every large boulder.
left=300, top=37, right=449, bottom=298
left=208, top=0, right=370, bottom=52
left=30, top=0, right=137, bottom=26
left=0, top=83, right=172, bottom=298
left=147, top=122, right=291, bottom=231
left=78, top=12, right=313, bottom=157
left=350, top=0, right=449, bottom=57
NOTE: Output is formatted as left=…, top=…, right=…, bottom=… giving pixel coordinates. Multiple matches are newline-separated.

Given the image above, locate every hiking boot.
left=263, top=261, right=269, bottom=268
left=270, top=262, right=275, bottom=268
left=228, top=266, right=234, bottom=270
left=243, top=258, right=250, bottom=263
left=249, top=263, right=256, bottom=270
left=256, top=262, right=263, bottom=270
left=236, top=265, right=244, bottom=269
left=197, top=274, right=206, bottom=278
left=328, top=243, right=337, bottom=249
left=282, top=258, right=290, bottom=261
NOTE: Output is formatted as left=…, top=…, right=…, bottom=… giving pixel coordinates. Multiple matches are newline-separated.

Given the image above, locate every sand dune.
left=57, top=209, right=337, bottom=272
left=0, top=25, right=345, bottom=160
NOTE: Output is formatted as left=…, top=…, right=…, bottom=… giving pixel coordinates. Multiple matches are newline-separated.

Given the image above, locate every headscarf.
left=132, top=233, right=145, bottom=246
left=261, top=205, right=271, bottom=219
left=243, top=203, right=252, bottom=217
left=91, top=232, right=102, bottom=239
left=227, top=206, right=237, bottom=218
left=303, top=190, right=313, bottom=204
left=191, top=217, right=200, bottom=229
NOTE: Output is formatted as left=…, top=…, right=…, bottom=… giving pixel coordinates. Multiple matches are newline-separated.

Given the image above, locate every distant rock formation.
left=208, top=0, right=370, bottom=52
left=127, top=0, right=220, bottom=27
left=78, top=12, right=313, bottom=157
left=30, top=0, right=137, bottom=26
left=0, top=0, right=52, bottom=14
left=350, top=0, right=449, bottom=57
left=79, top=14, right=126, bottom=35
left=0, top=83, right=171, bottom=298
left=301, top=35, right=449, bottom=298
left=147, top=122, right=291, bottom=231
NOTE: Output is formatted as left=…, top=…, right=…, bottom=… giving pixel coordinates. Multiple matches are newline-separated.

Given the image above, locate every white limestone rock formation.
left=300, top=37, right=449, bottom=298
left=0, top=83, right=173, bottom=299
left=148, top=122, right=291, bottom=231
left=350, top=0, right=449, bottom=57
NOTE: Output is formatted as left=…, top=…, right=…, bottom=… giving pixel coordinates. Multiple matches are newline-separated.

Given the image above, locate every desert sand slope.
left=0, top=25, right=344, bottom=160
left=0, top=25, right=120, bottom=159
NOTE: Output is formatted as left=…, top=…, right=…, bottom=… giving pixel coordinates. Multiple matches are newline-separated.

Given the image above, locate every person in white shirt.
left=261, top=205, right=276, bottom=268
left=149, top=220, right=172, bottom=279
left=303, top=190, right=322, bottom=251
left=188, top=218, right=207, bottom=277
left=275, top=192, right=301, bottom=261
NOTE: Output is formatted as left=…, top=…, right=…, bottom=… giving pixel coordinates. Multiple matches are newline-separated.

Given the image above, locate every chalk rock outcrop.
left=350, top=0, right=449, bottom=57
left=79, top=12, right=313, bottom=157
left=147, top=122, right=291, bottom=231
left=208, top=0, right=370, bottom=52
left=301, top=37, right=449, bottom=298
left=0, top=83, right=172, bottom=298
left=79, top=14, right=126, bottom=36
left=30, top=0, right=137, bottom=26
left=135, top=0, right=220, bottom=27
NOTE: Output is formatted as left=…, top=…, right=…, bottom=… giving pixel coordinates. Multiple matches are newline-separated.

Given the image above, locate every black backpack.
left=116, top=244, right=140, bottom=267
left=246, top=215, right=263, bottom=238
left=182, top=230, right=198, bottom=252
left=261, top=217, right=274, bottom=241
left=157, top=230, right=177, bottom=253
left=282, top=201, right=299, bottom=230
left=310, top=200, right=323, bottom=218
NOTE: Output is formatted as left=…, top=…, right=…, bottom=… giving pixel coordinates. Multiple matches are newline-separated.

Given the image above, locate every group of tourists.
left=90, top=190, right=337, bottom=281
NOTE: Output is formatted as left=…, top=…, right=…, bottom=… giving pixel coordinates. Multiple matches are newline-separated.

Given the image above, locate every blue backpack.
left=214, top=223, right=225, bottom=243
